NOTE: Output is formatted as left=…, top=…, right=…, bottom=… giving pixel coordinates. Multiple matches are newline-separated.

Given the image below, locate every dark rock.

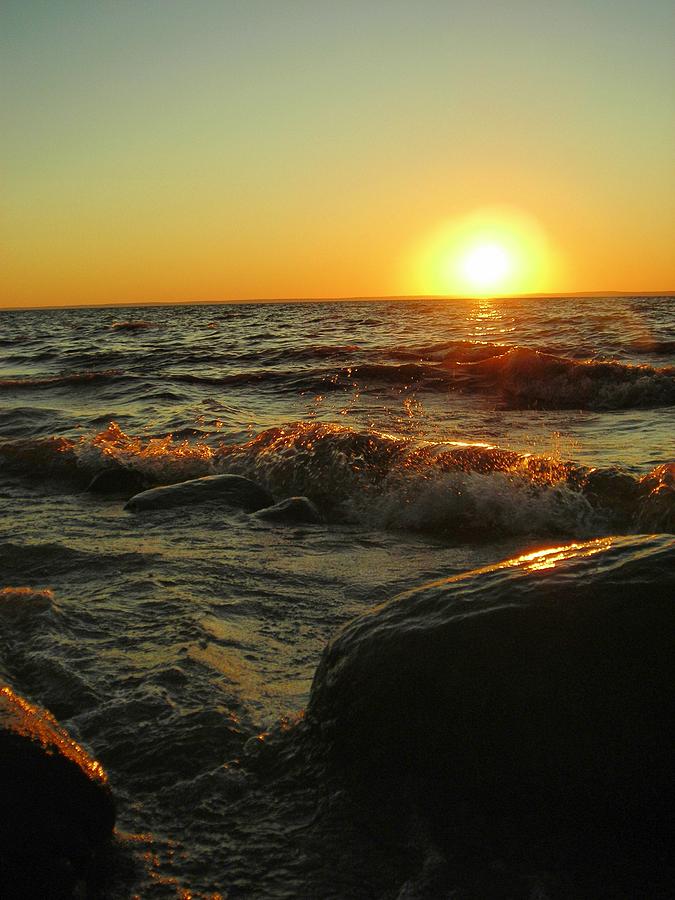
left=86, top=467, right=149, bottom=497
left=0, top=685, right=115, bottom=898
left=253, top=496, right=322, bottom=524
left=582, top=466, right=640, bottom=509
left=308, top=535, right=675, bottom=841
left=124, top=473, right=274, bottom=512
left=636, top=462, right=675, bottom=533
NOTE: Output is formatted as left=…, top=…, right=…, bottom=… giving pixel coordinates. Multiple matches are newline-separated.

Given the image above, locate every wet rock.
left=125, top=473, right=274, bottom=512
left=253, top=496, right=322, bottom=524
left=0, top=685, right=115, bottom=898
left=581, top=466, right=640, bottom=513
left=86, top=467, right=149, bottom=497
left=0, top=586, right=54, bottom=617
left=309, top=535, right=675, bottom=842
left=636, top=462, right=675, bottom=533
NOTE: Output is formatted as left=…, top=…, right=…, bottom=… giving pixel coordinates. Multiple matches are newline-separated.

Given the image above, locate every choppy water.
left=1, top=296, right=673, bottom=898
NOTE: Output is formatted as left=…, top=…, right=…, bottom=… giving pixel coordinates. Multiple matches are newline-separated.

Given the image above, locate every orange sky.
left=2, top=1, right=674, bottom=307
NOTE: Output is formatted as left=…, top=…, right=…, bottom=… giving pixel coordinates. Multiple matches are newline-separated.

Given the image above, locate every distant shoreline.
left=1, top=291, right=673, bottom=312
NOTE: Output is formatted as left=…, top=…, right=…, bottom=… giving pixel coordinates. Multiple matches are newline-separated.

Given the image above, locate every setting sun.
left=461, top=242, right=512, bottom=291
left=408, top=207, right=563, bottom=297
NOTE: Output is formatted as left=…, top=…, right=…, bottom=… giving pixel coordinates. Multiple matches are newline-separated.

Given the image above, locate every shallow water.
left=1, top=296, right=673, bottom=898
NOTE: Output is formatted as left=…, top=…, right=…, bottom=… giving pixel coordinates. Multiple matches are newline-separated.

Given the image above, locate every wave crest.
left=1, top=421, right=671, bottom=538
left=444, top=348, right=675, bottom=408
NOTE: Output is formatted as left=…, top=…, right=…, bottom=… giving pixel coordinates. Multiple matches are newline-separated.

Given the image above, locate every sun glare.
left=461, top=242, right=511, bottom=290
left=407, top=207, right=561, bottom=297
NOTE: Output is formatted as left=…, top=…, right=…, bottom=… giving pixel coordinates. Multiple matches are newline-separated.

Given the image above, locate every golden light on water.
left=407, top=207, right=562, bottom=297
left=510, top=538, right=613, bottom=572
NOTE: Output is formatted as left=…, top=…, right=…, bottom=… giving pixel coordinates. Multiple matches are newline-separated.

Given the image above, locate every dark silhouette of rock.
left=125, top=473, right=274, bottom=512
left=308, top=535, right=675, bottom=848
left=0, top=685, right=115, bottom=898
left=253, top=496, right=322, bottom=524
left=86, top=467, right=149, bottom=497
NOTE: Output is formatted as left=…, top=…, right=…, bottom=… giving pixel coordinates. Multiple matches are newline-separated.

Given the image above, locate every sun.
left=407, top=207, right=561, bottom=297
left=461, top=242, right=511, bottom=290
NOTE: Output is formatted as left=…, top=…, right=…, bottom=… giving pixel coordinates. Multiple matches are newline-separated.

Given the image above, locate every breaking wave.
left=440, top=347, right=675, bottom=408
left=1, top=421, right=672, bottom=538
left=1, top=340, right=672, bottom=409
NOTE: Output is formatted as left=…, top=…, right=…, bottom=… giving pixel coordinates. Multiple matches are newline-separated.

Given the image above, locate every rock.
left=253, top=496, right=322, bottom=524
left=636, top=463, right=675, bottom=533
left=0, top=586, right=54, bottom=616
left=0, top=685, right=115, bottom=898
left=124, top=473, right=274, bottom=512
left=308, top=535, right=675, bottom=839
left=581, top=466, right=640, bottom=512
left=86, top=467, right=149, bottom=496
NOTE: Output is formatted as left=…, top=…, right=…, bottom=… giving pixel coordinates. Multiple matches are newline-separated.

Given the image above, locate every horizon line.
left=1, top=290, right=673, bottom=312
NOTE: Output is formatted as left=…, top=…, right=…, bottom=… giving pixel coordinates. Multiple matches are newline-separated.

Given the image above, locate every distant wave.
left=441, top=347, right=675, bottom=409
left=111, top=320, right=157, bottom=330
left=2, top=339, right=671, bottom=410
left=0, top=370, right=126, bottom=390
left=171, top=346, right=675, bottom=408
left=388, top=338, right=515, bottom=363
left=2, top=421, right=670, bottom=537
left=227, top=344, right=362, bottom=364
left=166, top=370, right=284, bottom=387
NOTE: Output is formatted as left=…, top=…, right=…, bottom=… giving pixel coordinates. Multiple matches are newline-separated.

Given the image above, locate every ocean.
left=1, top=295, right=673, bottom=898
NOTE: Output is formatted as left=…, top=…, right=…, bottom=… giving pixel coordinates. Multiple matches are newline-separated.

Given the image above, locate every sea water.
left=0, top=296, right=673, bottom=897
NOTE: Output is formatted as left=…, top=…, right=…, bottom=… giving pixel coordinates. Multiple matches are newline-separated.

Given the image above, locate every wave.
left=388, top=338, right=514, bottom=362
left=111, top=320, right=156, bottom=330
left=3, top=339, right=671, bottom=410
left=215, top=422, right=674, bottom=535
left=441, top=347, right=675, bottom=408
left=226, top=344, right=362, bottom=364
left=169, top=347, right=675, bottom=408
left=0, top=370, right=127, bottom=390
left=0, top=423, right=215, bottom=485
left=0, top=541, right=157, bottom=580
left=3, top=421, right=669, bottom=538
left=628, top=338, right=675, bottom=355
left=166, top=370, right=285, bottom=387
left=0, top=586, right=60, bottom=689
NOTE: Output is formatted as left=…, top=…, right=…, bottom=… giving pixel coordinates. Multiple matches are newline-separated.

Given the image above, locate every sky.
left=2, top=0, right=674, bottom=307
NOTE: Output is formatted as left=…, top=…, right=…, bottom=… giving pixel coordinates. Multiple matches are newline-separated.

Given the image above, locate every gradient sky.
left=2, top=0, right=674, bottom=307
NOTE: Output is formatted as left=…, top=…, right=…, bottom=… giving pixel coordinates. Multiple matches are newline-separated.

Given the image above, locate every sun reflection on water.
left=465, top=297, right=514, bottom=342
left=509, top=538, right=614, bottom=571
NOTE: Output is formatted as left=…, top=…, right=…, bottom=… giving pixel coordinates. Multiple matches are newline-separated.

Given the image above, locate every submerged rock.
left=253, top=496, right=322, bottom=524
left=86, top=466, right=149, bottom=497
left=308, top=535, right=675, bottom=843
left=0, top=685, right=115, bottom=898
left=125, top=473, right=274, bottom=512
